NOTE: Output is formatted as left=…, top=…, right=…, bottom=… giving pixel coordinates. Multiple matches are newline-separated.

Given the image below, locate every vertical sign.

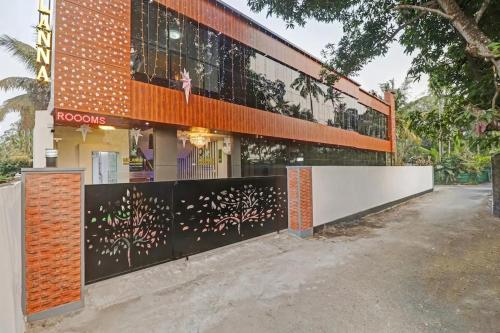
left=36, top=0, right=52, bottom=83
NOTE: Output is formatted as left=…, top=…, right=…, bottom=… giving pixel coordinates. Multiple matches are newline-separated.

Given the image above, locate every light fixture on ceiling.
left=99, top=125, right=116, bottom=131
left=189, top=134, right=210, bottom=149
left=169, top=29, right=181, bottom=40
left=178, top=128, right=212, bottom=149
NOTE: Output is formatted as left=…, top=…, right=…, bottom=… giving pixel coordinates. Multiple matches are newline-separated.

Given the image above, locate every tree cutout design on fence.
left=86, top=187, right=171, bottom=268
left=85, top=177, right=287, bottom=283
left=177, top=184, right=287, bottom=240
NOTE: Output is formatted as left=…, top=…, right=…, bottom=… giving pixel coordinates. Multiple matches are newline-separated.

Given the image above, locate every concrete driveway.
left=28, top=185, right=500, bottom=333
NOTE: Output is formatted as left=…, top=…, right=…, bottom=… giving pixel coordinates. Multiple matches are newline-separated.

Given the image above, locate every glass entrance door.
left=92, top=151, right=118, bottom=184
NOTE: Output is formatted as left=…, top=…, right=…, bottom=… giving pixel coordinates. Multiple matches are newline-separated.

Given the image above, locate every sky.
left=0, top=1, right=37, bottom=136
left=0, top=0, right=428, bottom=136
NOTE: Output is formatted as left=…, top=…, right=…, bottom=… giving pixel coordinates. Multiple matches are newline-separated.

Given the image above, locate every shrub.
left=0, top=156, right=32, bottom=178
left=434, top=155, right=464, bottom=185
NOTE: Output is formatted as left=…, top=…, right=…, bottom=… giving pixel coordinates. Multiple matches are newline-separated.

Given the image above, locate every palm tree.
left=324, top=86, right=342, bottom=125
left=0, top=35, right=50, bottom=130
left=291, top=73, right=324, bottom=117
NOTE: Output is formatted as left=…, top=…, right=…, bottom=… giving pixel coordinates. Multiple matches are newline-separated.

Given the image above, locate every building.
left=21, top=1, right=420, bottom=317
left=40, top=0, right=396, bottom=184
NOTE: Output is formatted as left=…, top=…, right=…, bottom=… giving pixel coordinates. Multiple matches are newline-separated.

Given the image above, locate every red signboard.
left=55, top=111, right=107, bottom=125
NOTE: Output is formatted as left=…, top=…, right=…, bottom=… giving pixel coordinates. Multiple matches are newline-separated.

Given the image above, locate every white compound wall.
left=312, top=166, right=433, bottom=227
left=0, top=182, right=25, bottom=333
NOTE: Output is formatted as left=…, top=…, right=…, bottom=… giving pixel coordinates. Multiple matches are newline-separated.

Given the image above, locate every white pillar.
left=231, top=136, right=241, bottom=178
left=154, top=127, right=178, bottom=181
left=32, top=110, right=54, bottom=168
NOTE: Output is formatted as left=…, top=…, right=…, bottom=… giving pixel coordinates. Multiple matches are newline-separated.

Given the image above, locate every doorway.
left=176, top=129, right=232, bottom=180
left=92, top=151, right=118, bottom=184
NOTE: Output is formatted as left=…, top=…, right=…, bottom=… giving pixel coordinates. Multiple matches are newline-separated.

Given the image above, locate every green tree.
left=291, top=73, right=324, bottom=115
left=0, top=35, right=50, bottom=130
left=0, top=122, right=33, bottom=159
left=247, top=0, right=500, bottom=129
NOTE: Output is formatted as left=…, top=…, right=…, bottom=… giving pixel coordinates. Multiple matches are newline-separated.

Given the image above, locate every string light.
left=151, top=0, right=160, bottom=80
left=140, top=0, right=161, bottom=82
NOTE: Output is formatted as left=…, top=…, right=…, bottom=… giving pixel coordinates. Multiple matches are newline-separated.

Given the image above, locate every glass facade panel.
left=241, top=136, right=387, bottom=177
left=131, top=0, right=389, bottom=140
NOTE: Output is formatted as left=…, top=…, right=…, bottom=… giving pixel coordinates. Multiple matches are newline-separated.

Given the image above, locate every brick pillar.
left=384, top=91, right=397, bottom=164
left=22, top=169, right=84, bottom=321
left=493, top=154, right=500, bottom=217
left=287, top=167, right=313, bottom=238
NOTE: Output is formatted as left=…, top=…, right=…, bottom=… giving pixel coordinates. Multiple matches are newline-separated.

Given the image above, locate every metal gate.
left=84, top=176, right=288, bottom=284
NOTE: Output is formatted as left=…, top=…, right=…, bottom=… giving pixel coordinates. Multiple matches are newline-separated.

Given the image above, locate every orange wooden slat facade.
left=52, top=0, right=396, bottom=153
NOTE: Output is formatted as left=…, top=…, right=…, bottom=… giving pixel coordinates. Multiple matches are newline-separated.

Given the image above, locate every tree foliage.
left=385, top=77, right=498, bottom=183
left=291, top=72, right=325, bottom=113
left=247, top=0, right=500, bottom=128
left=0, top=35, right=50, bottom=130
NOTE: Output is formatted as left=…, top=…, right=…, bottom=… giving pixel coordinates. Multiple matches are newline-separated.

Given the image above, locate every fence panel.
left=172, top=177, right=288, bottom=257
left=85, top=182, right=175, bottom=284
left=84, top=176, right=287, bottom=284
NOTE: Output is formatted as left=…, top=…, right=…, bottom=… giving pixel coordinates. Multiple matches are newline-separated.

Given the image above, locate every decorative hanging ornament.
left=76, top=125, right=92, bottom=142
left=181, top=68, right=192, bottom=104
left=130, top=128, right=143, bottom=145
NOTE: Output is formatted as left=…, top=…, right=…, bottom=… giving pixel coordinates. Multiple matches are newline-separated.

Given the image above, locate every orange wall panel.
left=129, top=81, right=392, bottom=152
left=359, top=90, right=390, bottom=115
left=54, top=0, right=131, bottom=116
left=52, top=0, right=394, bottom=152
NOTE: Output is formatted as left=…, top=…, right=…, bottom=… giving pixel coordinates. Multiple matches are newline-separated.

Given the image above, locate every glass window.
left=130, top=0, right=389, bottom=140
left=169, top=52, right=186, bottom=82
left=168, top=11, right=186, bottom=54
left=240, top=135, right=387, bottom=176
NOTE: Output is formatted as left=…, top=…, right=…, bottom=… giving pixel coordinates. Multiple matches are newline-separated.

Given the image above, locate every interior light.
left=190, top=135, right=210, bottom=149
left=99, top=125, right=116, bottom=131
left=169, top=30, right=181, bottom=40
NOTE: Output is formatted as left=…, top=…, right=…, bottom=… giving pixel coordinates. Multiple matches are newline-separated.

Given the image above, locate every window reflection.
left=131, top=0, right=389, bottom=140
left=241, top=136, right=387, bottom=177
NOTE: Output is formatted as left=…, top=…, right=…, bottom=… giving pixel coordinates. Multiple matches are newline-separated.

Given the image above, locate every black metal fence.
left=84, top=176, right=288, bottom=284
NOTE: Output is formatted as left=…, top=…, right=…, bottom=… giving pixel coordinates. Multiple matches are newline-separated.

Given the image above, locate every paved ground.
left=29, top=185, right=500, bottom=333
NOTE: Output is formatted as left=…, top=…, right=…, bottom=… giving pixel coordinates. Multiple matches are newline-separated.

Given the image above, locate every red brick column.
left=287, top=167, right=314, bottom=237
left=384, top=91, right=397, bottom=163
left=22, top=169, right=84, bottom=321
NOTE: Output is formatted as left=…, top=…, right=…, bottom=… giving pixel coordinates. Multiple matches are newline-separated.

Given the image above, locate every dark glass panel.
left=168, top=11, right=187, bottom=55
left=186, top=20, right=199, bottom=59
left=130, top=1, right=390, bottom=140
left=131, top=0, right=143, bottom=41
left=186, top=57, right=202, bottom=90
left=246, top=78, right=257, bottom=109
left=203, top=30, right=219, bottom=66
left=169, top=51, right=187, bottom=86
left=240, top=136, right=387, bottom=177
